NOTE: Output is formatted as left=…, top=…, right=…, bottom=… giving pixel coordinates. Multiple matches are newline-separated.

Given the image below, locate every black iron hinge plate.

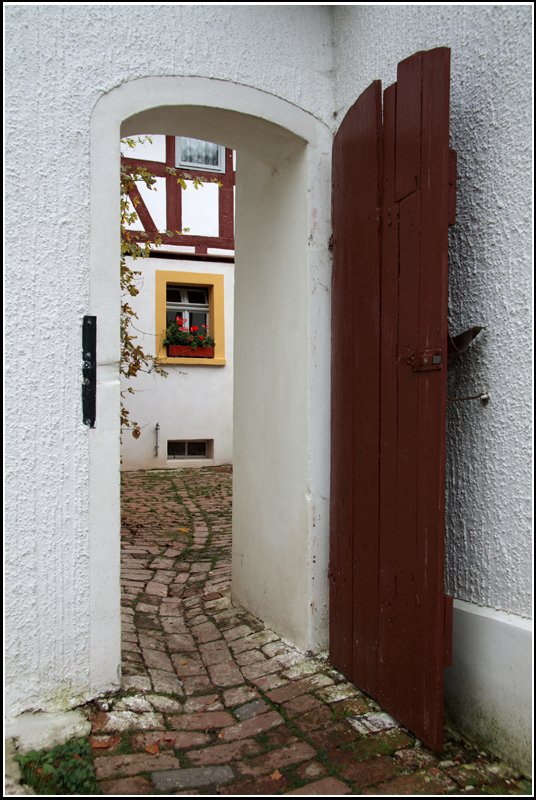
left=82, top=316, right=96, bottom=428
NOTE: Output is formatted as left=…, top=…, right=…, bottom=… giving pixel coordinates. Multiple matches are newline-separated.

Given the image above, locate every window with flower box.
left=156, top=269, right=226, bottom=365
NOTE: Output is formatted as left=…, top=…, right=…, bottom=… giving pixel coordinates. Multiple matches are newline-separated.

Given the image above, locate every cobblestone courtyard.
left=84, top=467, right=530, bottom=795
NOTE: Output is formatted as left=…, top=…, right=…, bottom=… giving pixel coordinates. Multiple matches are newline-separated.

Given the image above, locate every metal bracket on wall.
left=447, top=391, right=490, bottom=406
left=82, top=316, right=96, bottom=428
left=448, top=325, right=485, bottom=359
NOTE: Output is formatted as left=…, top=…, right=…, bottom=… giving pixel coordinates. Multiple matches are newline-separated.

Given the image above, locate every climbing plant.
left=120, top=136, right=210, bottom=437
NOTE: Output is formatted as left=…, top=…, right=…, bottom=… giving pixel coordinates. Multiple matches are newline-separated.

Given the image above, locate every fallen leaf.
left=145, top=742, right=159, bottom=755
left=90, top=735, right=121, bottom=750
left=270, top=770, right=283, bottom=781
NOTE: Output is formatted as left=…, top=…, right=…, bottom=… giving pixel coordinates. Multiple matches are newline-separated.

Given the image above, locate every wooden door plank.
left=413, top=46, right=451, bottom=752
left=351, top=81, right=382, bottom=697
left=394, top=189, right=422, bottom=731
left=395, top=52, right=423, bottom=201
left=330, top=82, right=382, bottom=685
left=377, top=82, right=399, bottom=713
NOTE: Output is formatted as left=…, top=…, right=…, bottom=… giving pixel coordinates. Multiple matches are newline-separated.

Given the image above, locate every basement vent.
left=167, top=440, right=211, bottom=459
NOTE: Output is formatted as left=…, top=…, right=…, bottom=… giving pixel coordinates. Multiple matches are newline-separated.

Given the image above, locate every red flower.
left=176, top=316, right=184, bottom=325
left=198, top=335, right=204, bottom=341
left=191, top=325, right=199, bottom=332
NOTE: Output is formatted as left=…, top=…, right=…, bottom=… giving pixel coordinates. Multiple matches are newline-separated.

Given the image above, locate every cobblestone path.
left=86, top=467, right=530, bottom=795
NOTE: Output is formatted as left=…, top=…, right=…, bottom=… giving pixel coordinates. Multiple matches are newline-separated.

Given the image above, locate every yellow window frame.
left=155, top=270, right=226, bottom=365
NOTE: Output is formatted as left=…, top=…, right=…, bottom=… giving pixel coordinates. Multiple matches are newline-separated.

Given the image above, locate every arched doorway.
left=89, top=76, right=332, bottom=697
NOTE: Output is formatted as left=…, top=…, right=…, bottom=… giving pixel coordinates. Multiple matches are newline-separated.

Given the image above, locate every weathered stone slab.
left=152, top=765, right=235, bottom=791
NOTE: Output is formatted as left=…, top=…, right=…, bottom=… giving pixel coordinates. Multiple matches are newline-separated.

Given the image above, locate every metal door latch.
left=409, top=349, right=442, bottom=372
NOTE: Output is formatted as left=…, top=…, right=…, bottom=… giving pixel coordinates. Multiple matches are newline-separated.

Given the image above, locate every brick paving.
left=84, top=466, right=531, bottom=795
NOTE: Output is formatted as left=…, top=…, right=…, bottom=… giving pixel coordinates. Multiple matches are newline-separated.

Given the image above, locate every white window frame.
left=176, top=136, right=226, bottom=173
left=166, top=285, right=210, bottom=329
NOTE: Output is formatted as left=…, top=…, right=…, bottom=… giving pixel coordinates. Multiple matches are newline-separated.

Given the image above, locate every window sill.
left=157, top=356, right=226, bottom=367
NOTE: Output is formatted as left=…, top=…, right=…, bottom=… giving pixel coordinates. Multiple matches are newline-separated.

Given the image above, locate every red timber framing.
left=329, top=48, right=455, bottom=752
left=122, top=137, right=235, bottom=254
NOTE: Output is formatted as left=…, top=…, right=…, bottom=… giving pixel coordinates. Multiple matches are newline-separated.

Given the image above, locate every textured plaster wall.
left=332, top=5, right=532, bottom=618
left=4, top=4, right=334, bottom=718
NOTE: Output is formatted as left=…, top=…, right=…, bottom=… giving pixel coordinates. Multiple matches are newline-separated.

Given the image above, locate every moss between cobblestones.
left=114, top=733, right=134, bottom=755
left=255, top=688, right=348, bottom=784
left=279, top=763, right=308, bottom=791
left=175, top=748, right=194, bottom=769
left=315, top=745, right=347, bottom=782
left=252, top=731, right=273, bottom=750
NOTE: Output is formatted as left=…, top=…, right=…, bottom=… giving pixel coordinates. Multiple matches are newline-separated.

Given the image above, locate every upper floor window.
left=176, top=137, right=226, bottom=173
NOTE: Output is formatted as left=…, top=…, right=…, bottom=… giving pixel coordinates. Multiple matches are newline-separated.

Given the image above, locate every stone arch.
left=89, top=76, right=332, bottom=695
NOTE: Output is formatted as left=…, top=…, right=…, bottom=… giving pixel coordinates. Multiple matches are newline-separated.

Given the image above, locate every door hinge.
left=82, top=315, right=97, bottom=428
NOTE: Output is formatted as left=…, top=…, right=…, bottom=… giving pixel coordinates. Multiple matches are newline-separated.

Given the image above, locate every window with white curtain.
left=176, top=137, right=225, bottom=173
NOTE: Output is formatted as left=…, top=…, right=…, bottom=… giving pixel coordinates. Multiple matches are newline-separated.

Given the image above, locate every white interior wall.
left=120, top=257, right=234, bottom=471
left=232, top=148, right=310, bottom=647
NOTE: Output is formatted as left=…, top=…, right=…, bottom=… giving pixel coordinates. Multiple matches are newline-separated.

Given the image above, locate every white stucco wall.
left=332, top=5, right=532, bottom=770
left=120, top=257, right=234, bottom=470
left=5, top=6, right=531, bottom=771
left=332, top=2, right=532, bottom=621
left=4, top=4, right=334, bottom=719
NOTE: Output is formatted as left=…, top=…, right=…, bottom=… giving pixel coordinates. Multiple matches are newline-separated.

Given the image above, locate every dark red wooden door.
left=330, top=48, right=454, bottom=752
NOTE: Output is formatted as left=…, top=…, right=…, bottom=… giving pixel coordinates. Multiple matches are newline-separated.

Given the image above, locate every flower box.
left=167, top=344, right=215, bottom=358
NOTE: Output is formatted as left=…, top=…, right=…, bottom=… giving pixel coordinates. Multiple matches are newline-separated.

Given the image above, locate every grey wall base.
left=445, top=600, right=532, bottom=776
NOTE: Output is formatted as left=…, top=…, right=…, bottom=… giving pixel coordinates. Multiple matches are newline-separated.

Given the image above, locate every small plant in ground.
left=17, top=737, right=101, bottom=795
